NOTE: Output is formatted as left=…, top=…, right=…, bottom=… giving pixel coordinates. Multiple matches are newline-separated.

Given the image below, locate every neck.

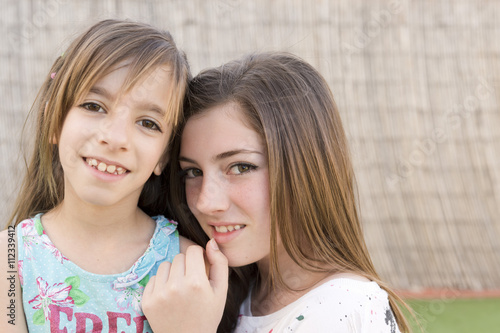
left=40, top=198, right=156, bottom=275
left=44, top=195, right=152, bottom=243
left=252, top=247, right=332, bottom=316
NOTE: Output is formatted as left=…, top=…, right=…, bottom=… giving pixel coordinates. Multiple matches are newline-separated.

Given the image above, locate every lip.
left=209, top=223, right=246, bottom=244
left=85, top=156, right=129, bottom=171
left=83, top=156, right=129, bottom=181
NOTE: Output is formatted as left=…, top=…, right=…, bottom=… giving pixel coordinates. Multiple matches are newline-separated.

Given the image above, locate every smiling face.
left=57, top=64, right=173, bottom=210
left=179, top=102, right=272, bottom=267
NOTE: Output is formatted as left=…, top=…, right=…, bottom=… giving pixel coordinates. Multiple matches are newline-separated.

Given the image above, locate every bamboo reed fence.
left=1, top=0, right=498, bottom=291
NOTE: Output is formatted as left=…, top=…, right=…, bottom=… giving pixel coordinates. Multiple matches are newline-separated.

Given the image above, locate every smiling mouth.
left=84, top=158, right=128, bottom=175
left=214, top=225, right=246, bottom=233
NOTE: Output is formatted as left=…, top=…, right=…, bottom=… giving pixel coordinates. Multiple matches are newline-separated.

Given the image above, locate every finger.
left=143, top=275, right=156, bottom=298
left=184, top=245, right=207, bottom=277
left=206, top=239, right=229, bottom=293
left=155, top=260, right=172, bottom=285
left=169, top=253, right=187, bottom=280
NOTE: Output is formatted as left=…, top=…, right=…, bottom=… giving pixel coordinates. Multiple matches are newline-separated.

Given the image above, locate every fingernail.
left=210, top=239, right=219, bottom=250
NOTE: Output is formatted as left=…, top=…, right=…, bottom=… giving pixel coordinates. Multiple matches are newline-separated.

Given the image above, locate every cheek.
left=184, top=182, right=200, bottom=213
left=58, top=134, right=82, bottom=168
left=247, top=177, right=271, bottom=219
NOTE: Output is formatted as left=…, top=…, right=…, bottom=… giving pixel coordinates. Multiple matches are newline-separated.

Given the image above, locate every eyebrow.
left=88, top=86, right=112, bottom=100
left=136, top=102, right=166, bottom=117
left=88, top=86, right=166, bottom=117
left=179, top=149, right=263, bottom=164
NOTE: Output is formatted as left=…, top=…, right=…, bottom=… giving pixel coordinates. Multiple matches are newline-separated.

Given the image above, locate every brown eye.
left=138, top=119, right=161, bottom=132
left=238, top=165, right=250, bottom=173
left=80, top=103, right=104, bottom=113
left=229, top=163, right=257, bottom=175
left=185, top=168, right=202, bottom=178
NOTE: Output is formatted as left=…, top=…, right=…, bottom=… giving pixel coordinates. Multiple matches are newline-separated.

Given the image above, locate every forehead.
left=90, top=63, right=173, bottom=94
left=181, top=103, right=264, bottom=152
left=74, top=63, right=174, bottom=120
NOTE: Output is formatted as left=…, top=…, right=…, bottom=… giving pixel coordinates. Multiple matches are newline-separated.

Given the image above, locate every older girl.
left=143, top=52, right=411, bottom=332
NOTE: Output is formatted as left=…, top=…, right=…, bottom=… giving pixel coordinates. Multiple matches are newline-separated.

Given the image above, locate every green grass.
left=405, top=298, right=500, bottom=333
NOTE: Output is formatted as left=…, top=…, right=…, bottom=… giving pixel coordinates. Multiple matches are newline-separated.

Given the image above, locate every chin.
left=79, top=195, right=120, bottom=207
left=224, top=253, right=257, bottom=268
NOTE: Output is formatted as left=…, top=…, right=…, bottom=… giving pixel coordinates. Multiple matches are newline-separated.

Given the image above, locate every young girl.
left=0, top=19, right=194, bottom=332
left=142, top=52, right=413, bottom=332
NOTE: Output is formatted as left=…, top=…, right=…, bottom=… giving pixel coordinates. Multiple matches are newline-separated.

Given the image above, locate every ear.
left=154, top=149, right=171, bottom=176
left=153, top=162, right=163, bottom=176
left=154, top=156, right=169, bottom=176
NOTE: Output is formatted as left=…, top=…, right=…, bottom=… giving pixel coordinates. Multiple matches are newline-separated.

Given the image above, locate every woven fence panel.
left=1, top=0, right=499, bottom=290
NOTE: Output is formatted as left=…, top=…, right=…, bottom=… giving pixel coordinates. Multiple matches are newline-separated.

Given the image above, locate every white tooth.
left=234, top=225, right=241, bottom=230
left=219, top=226, right=228, bottom=233
left=227, top=225, right=234, bottom=232
left=91, top=159, right=98, bottom=166
left=86, top=158, right=92, bottom=166
left=97, top=162, right=107, bottom=172
left=116, top=167, right=125, bottom=175
left=106, top=165, right=116, bottom=173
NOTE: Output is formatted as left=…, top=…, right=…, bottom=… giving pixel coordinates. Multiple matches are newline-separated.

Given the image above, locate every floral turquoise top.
left=17, top=214, right=179, bottom=332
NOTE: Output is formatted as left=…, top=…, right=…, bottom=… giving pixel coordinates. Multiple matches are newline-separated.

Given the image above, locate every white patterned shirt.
left=235, top=278, right=401, bottom=333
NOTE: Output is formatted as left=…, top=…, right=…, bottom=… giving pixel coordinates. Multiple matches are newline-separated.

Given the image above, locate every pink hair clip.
left=50, top=72, right=56, bottom=79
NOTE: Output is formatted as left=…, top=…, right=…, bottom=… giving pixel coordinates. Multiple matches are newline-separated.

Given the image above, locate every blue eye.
left=80, top=102, right=104, bottom=113
left=138, top=119, right=161, bottom=132
left=229, top=163, right=257, bottom=175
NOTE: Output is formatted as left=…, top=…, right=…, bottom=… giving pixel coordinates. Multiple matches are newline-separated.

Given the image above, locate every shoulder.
left=0, top=228, right=15, bottom=251
left=151, top=215, right=180, bottom=241
left=150, top=215, right=201, bottom=254
left=148, top=215, right=181, bottom=260
left=288, top=278, right=399, bottom=332
left=179, top=236, right=197, bottom=254
left=10, top=216, right=40, bottom=236
left=0, top=228, right=10, bottom=240
left=152, top=215, right=179, bottom=231
left=0, top=227, right=18, bottom=254
left=0, top=227, right=20, bottom=281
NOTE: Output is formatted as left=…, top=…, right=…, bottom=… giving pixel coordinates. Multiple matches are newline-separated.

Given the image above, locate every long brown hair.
left=8, top=19, right=190, bottom=226
left=169, top=52, right=412, bottom=332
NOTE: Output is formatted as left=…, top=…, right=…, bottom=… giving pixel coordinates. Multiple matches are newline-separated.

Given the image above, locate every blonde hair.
left=169, top=52, right=412, bottom=332
left=8, top=19, right=190, bottom=226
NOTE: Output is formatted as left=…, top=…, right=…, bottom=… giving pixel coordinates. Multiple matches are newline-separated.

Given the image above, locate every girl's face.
left=179, top=103, right=272, bottom=267
left=57, top=64, right=173, bottom=209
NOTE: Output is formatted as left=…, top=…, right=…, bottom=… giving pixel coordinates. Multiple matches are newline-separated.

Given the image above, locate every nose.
left=194, top=173, right=230, bottom=215
left=98, top=110, right=131, bottom=151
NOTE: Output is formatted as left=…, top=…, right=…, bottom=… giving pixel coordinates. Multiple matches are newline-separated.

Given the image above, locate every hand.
left=142, top=239, right=228, bottom=333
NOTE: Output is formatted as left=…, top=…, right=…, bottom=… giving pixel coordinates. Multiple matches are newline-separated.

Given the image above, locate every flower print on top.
left=17, top=213, right=180, bottom=332
left=17, top=260, right=24, bottom=287
left=19, top=219, right=40, bottom=260
left=20, top=218, right=69, bottom=264
left=112, top=267, right=148, bottom=315
left=28, top=276, right=91, bottom=326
